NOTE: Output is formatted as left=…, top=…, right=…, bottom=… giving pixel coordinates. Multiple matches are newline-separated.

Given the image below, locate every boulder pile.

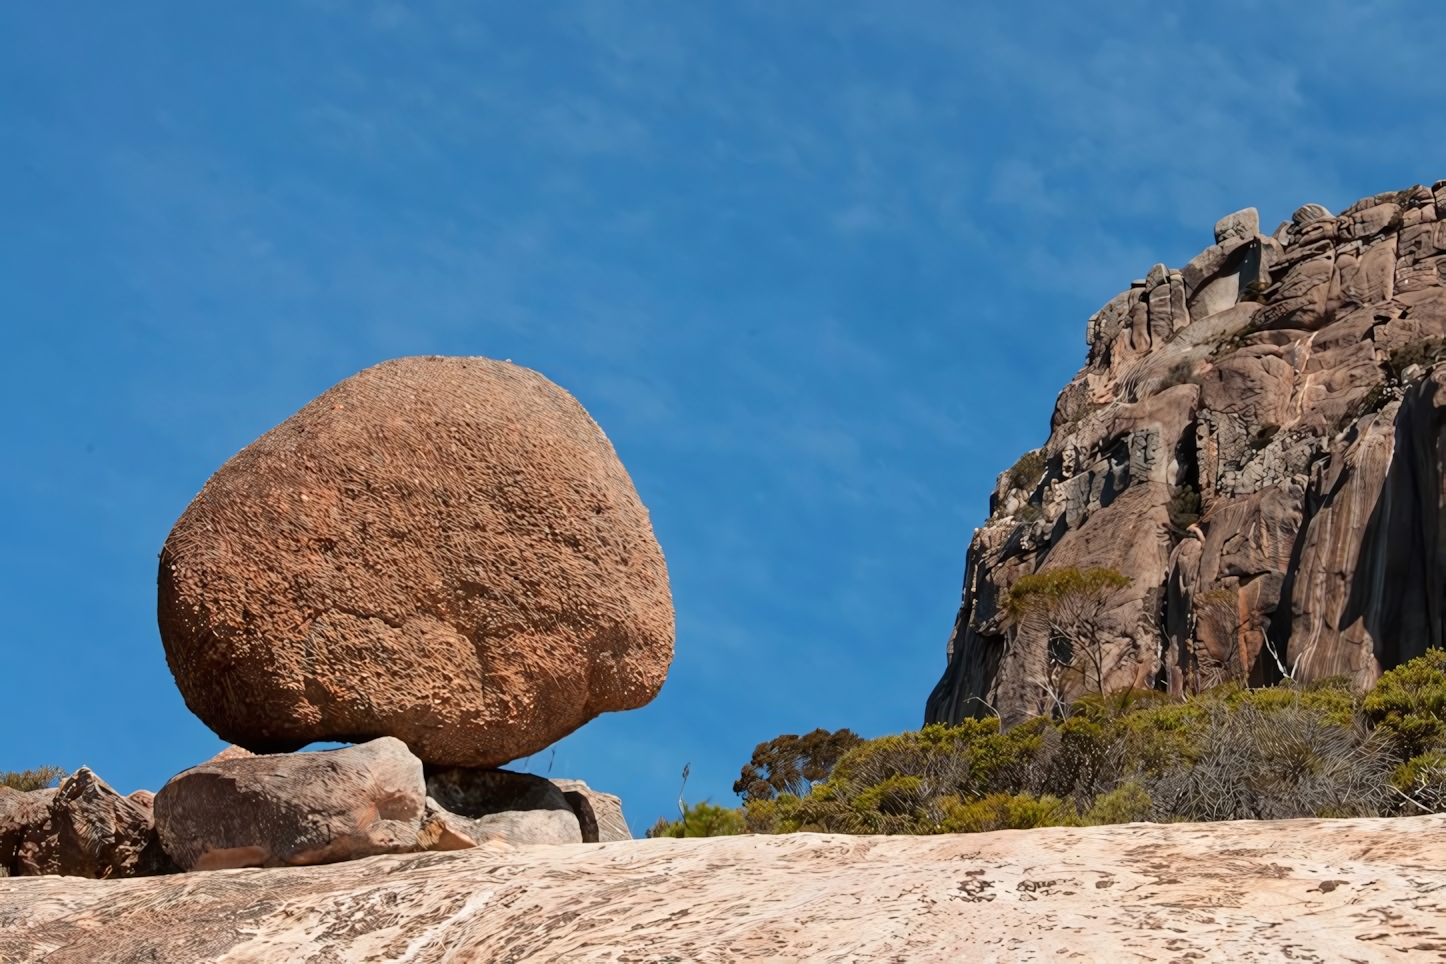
left=3, top=356, right=664, bottom=877
left=927, top=181, right=1446, bottom=726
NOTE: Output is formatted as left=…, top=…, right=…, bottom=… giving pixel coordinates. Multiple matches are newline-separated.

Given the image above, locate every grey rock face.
left=422, top=768, right=582, bottom=847
left=553, top=778, right=633, bottom=842
left=154, top=737, right=426, bottom=871
left=928, top=180, right=1446, bottom=726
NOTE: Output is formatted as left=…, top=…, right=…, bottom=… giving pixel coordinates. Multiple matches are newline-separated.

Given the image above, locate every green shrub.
left=647, top=800, right=746, bottom=838
left=1004, top=567, right=1132, bottom=621
left=939, top=793, right=1078, bottom=833
left=744, top=667, right=1432, bottom=835
left=1007, top=450, right=1046, bottom=492
left=1083, top=782, right=1154, bottom=825
left=1364, top=650, right=1446, bottom=758
left=1, top=766, right=67, bottom=791
left=1389, top=753, right=1446, bottom=814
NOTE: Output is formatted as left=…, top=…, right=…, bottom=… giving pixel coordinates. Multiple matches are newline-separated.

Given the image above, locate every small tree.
left=1192, top=588, right=1249, bottom=689
left=733, top=728, right=864, bottom=803
left=1005, top=567, right=1132, bottom=706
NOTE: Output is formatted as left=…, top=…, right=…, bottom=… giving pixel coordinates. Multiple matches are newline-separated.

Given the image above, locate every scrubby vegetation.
left=1, top=766, right=67, bottom=791
left=733, top=728, right=863, bottom=803
left=1004, top=567, right=1133, bottom=707
left=646, top=800, right=746, bottom=838
left=666, top=652, right=1446, bottom=836
left=1006, top=449, right=1046, bottom=492
left=1166, top=484, right=1201, bottom=533
left=1388, top=336, right=1446, bottom=379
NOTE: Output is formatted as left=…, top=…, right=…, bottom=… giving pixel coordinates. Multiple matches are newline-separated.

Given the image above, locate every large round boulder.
left=158, top=356, right=674, bottom=767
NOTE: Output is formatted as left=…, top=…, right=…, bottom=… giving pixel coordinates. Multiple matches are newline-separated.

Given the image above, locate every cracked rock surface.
left=2, top=816, right=1443, bottom=961
left=928, top=182, right=1446, bottom=726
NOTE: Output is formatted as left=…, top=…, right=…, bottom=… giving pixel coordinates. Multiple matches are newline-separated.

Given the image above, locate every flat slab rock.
left=3, top=816, right=1444, bottom=961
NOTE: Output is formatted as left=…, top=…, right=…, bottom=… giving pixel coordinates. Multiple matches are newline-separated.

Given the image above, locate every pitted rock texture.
left=154, top=737, right=426, bottom=871
left=158, top=355, right=674, bottom=767
left=929, top=182, right=1446, bottom=726
left=2, top=816, right=1443, bottom=961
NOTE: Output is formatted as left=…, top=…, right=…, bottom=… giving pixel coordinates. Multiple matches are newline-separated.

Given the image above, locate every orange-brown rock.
left=0, top=788, right=53, bottom=877
left=158, top=356, right=674, bottom=767
left=4, top=771, right=174, bottom=879
left=928, top=181, right=1446, bottom=726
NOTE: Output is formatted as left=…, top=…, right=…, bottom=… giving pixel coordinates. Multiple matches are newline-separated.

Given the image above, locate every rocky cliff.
left=928, top=182, right=1446, bottom=726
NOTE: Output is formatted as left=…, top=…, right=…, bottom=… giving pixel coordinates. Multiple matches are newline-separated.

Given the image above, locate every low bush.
left=1006, top=450, right=1046, bottom=492
left=1364, top=649, right=1446, bottom=758
left=1, top=766, right=67, bottom=791
left=723, top=653, right=1446, bottom=836
left=647, top=801, right=746, bottom=838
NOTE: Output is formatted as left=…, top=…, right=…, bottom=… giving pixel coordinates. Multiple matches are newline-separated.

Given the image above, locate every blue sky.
left=2, top=1, right=1443, bottom=833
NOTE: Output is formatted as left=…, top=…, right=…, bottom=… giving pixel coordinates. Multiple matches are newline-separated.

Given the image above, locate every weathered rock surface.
left=3, top=816, right=1443, bottom=960
left=0, top=789, right=54, bottom=877
left=4, top=772, right=171, bottom=880
left=158, top=355, right=674, bottom=768
left=154, top=737, right=426, bottom=871
left=929, top=181, right=1446, bottom=725
left=423, top=768, right=582, bottom=846
left=552, top=778, right=632, bottom=842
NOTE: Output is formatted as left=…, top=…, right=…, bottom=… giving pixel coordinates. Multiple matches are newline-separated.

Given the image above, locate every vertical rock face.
left=928, top=183, right=1446, bottom=726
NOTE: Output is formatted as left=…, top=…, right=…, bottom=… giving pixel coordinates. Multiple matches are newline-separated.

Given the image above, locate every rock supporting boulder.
left=45, top=768, right=172, bottom=879
left=423, top=768, right=582, bottom=846
left=158, top=355, right=674, bottom=768
left=154, top=737, right=427, bottom=870
left=552, top=778, right=632, bottom=842
left=927, top=182, right=1446, bottom=726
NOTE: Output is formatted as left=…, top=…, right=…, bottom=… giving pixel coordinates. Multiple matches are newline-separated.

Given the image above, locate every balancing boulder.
left=158, top=356, right=674, bottom=767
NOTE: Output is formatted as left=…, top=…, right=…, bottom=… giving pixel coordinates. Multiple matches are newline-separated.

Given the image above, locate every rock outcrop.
left=552, top=778, right=632, bottom=842
left=3, top=816, right=1443, bottom=960
left=928, top=182, right=1446, bottom=725
left=2, top=773, right=171, bottom=879
left=158, top=355, right=674, bottom=768
left=424, top=768, right=583, bottom=846
left=153, top=737, right=427, bottom=870
left=0, top=789, right=54, bottom=877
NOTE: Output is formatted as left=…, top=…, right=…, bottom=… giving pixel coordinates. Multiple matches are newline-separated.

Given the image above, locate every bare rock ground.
left=3, top=815, right=1444, bottom=961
